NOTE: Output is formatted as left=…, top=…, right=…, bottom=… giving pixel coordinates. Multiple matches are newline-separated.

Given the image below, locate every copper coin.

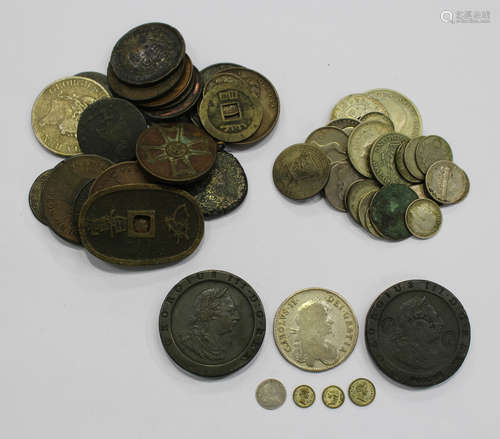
left=42, top=155, right=113, bottom=243
left=136, top=122, right=217, bottom=184
left=29, top=169, right=53, bottom=225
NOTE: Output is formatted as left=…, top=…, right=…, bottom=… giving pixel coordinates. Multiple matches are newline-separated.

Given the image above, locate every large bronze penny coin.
left=159, top=270, right=266, bottom=377
left=110, top=22, right=185, bottom=85
left=29, top=169, right=53, bottom=225
left=273, top=144, right=329, bottom=200
left=77, top=97, right=147, bottom=162
left=42, top=155, right=113, bottom=243
left=136, top=122, right=217, bottom=184
left=79, top=184, right=204, bottom=265
left=366, top=280, right=471, bottom=387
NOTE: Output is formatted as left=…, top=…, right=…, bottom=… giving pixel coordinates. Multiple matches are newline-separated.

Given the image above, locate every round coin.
left=369, top=184, right=418, bottom=240
left=331, top=94, right=389, bottom=121
left=273, top=144, right=329, bottom=200
left=395, top=142, right=421, bottom=184
left=348, top=121, right=394, bottom=178
left=324, top=161, right=364, bottom=211
left=186, top=151, right=247, bottom=218
left=305, top=126, right=348, bottom=165
left=410, top=184, right=428, bottom=199
left=256, top=379, right=286, bottom=410
left=72, top=179, right=94, bottom=232
left=348, top=379, right=376, bottom=406
left=359, top=112, right=395, bottom=130
left=346, top=179, right=380, bottom=224
left=405, top=198, right=442, bottom=239
left=358, top=189, right=378, bottom=232
left=370, top=133, right=411, bottom=186
left=322, top=385, right=345, bottom=408
left=202, top=72, right=243, bottom=96
left=77, top=97, right=147, bottom=162
left=326, top=118, right=360, bottom=136
left=110, top=22, right=185, bottom=85
left=273, top=288, right=358, bottom=372
left=75, top=72, right=111, bottom=94
left=365, top=89, right=422, bottom=138
left=200, top=63, right=243, bottom=86
left=404, top=136, right=426, bottom=181
left=42, top=155, right=113, bottom=243
left=199, top=83, right=263, bottom=143
left=365, top=208, right=384, bottom=239
left=136, top=122, right=217, bottom=184
left=32, top=77, right=110, bottom=156
left=425, top=160, right=470, bottom=205
left=415, top=135, right=453, bottom=174
left=29, top=169, right=53, bottom=225
left=293, top=385, right=315, bottom=408
left=159, top=270, right=266, bottom=377
left=365, top=279, right=471, bottom=387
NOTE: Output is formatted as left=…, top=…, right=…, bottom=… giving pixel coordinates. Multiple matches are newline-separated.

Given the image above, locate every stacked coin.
left=30, top=22, right=280, bottom=265
left=273, top=88, right=470, bottom=240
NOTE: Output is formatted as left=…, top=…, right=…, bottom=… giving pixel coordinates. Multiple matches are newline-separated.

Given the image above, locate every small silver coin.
left=256, top=379, right=287, bottom=410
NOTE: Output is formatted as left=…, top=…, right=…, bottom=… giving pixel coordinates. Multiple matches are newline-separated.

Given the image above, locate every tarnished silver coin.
left=359, top=112, right=395, bottom=130
left=256, top=379, right=286, bottom=410
left=324, top=161, right=364, bottom=212
left=425, top=160, right=470, bottom=205
left=404, top=137, right=426, bottom=181
left=416, top=135, right=453, bottom=174
left=346, top=179, right=380, bottom=224
left=405, top=198, right=442, bottom=239
left=331, top=94, right=389, bottom=121
left=326, top=118, right=360, bottom=136
left=305, top=126, right=348, bottom=165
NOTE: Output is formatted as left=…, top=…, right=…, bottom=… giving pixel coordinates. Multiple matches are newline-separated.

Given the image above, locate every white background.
left=2, top=0, right=499, bottom=437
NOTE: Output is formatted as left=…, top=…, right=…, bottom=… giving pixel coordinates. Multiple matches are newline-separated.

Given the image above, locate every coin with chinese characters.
left=348, top=379, right=376, bottom=406
left=273, top=288, right=358, bottom=372
left=293, top=385, right=315, bottom=408
left=256, top=379, right=286, bottom=410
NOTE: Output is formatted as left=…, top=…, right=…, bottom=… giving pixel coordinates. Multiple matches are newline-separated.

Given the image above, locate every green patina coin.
left=369, top=184, right=418, bottom=240
left=370, top=133, right=410, bottom=186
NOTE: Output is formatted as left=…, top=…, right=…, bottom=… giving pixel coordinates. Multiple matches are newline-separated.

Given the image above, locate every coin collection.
left=29, top=22, right=279, bottom=266
left=273, top=89, right=470, bottom=240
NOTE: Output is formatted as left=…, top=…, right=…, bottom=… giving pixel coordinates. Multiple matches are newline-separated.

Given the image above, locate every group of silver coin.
left=273, top=89, right=470, bottom=240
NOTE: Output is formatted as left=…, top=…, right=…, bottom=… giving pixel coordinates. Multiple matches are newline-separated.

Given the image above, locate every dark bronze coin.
left=79, top=184, right=204, bottom=265
left=89, top=161, right=157, bottom=196
left=186, top=151, right=247, bottom=218
left=77, top=97, right=147, bottom=162
left=29, top=169, right=53, bottom=225
left=136, top=122, right=217, bottom=184
left=72, top=179, right=94, bottom=232
left=159, top=269, right=266, bottom=377
left=106, top=56, right=187, bottom=102
left=75, top=72, right=111, bottom=94
left=200, top=63, right=243, bottom=86
left=369, top=184, right=418, bottom=240
left=365, top=280, right=470, bottom=387
left=42, top=155, right=113, bottom=243
left=110, top=22, right=185, bottom=85
left=142, top=68, right=202, bottom=121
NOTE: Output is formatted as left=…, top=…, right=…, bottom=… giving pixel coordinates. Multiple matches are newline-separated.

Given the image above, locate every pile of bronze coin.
left=29, top=22, right=279, bottom=266
left=272, top=89, right=470, bottom=240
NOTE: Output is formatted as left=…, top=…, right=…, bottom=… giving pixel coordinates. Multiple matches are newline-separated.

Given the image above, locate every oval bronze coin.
left=159, top=270, right=266, bottom=377
left=29, top=169, right=53, bottom=225
left=42, top=155, right=113, bottom=243
left=136, top=122, right=217, bottom=184
left=79, top=184, right=204, bottom=265
left=365, top=280, right=471, bottom=387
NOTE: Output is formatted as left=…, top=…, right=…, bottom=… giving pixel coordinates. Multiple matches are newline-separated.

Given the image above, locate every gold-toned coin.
left=348, top=378, right=376, bottom=406
left=331, top=94, right=389, bottom=121
left=365, top=89, right=422, bottom=138
left=348, top=121, right=394, bottom=178
left=326, top=118, right=360, bottom=136
left=415, top=135, right=453, bottom=174
left=199, top=83, right=263, bottom=143
left=346, top=179, right=380, bottom=224
left=395, top=142, right=421, bottom=184
left=256, top=379, right=286, bottom=410
left=409, top=184, right=428, bottom=199
left=359, top=112, right=395, bottom=130
left=405, top=198, right=442, bottom=239
left=202, top=72, right=243, bottom=96
left=32, top=77, right=110, bottom=156
left=293, top=385, right=315, bottom=408
left=425, top=160, right=470, bottom=204
left=273, top=288, right=358, bottom=372
left=324, top=161, right=364, bottom=212
left=404, top=136, right=426, bottom=181
left=370, top=133, right=410, bottom=186
left=305, top=126, right=348, bottom=165
left=273, top=144, right=330, bottom=200
left=358, top=189, right=378, bottom=231
left=322, top=385, right=345, bottom=408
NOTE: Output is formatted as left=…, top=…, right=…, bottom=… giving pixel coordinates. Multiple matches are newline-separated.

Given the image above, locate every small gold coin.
left=348, top=120, right=394, bottom=177
left=305, top=126, right=348, bottom=165
left=359, top=112, right=395, bottom=130
left=348, top=378, right=376, bottom=407
left=425, top=160, right=470, bottom=204
left=273, top=144, right=330, bottom=200
left=324, top=161, right=364, bottom=212
left=322, top=385, right=345, bottom=408
left=405, top=198, right=442, bottom=239
left=32, top=77, right=110, bottom=156
left=415, top=135, right=453, bottom=174
left=331, top=94, right=389, bottom=121
left=293, top=385, right=315, bottom=408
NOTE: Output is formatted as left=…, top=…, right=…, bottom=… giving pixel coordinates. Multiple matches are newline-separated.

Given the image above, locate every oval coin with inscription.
left=29, top=169, right=53, bottom=225
left=256, top=379, right=286, bottom=410
left=273, top=288, right=358, bottom=372
left=79, top=184, right=204, bottom=265
left=425, top=160, right=469, bottom=205
left=365, top=280, right=471, bottom=387
left=159, top=270, right=266, bottom=377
